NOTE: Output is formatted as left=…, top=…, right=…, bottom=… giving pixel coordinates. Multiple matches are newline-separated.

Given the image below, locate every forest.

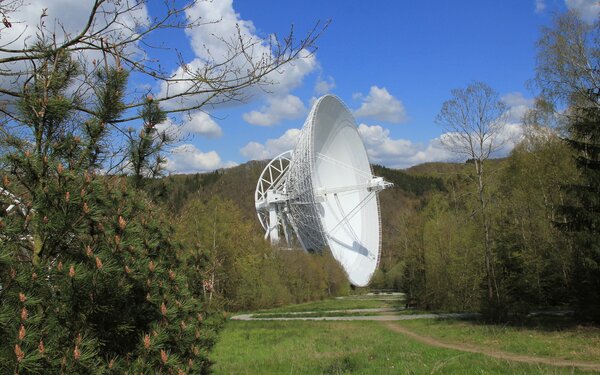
left=0, top=0, right=598, bottom=373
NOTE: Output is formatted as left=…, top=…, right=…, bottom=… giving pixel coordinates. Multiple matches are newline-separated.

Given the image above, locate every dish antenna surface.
left=255, top=95, right=392, bottom=286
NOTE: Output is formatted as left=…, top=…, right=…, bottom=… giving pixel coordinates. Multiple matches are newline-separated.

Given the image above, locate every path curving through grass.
left=226, top=297, right=600, bottom=372
left=383, top=321, right=600, bottom=372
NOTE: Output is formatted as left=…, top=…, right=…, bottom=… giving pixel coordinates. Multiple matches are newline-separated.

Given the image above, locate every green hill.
left=149, top=160, right=449, bottom=275
left=154, top=160, right=446, bottom=219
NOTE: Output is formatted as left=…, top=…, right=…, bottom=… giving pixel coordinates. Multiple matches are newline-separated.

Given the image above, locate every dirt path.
left=383, top=322, right=600, bottom=372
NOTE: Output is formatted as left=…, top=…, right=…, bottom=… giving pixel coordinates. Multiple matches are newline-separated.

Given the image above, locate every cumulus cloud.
left=241, top=117, right=525, bottom=170
left=496, top=92, right=532, bottom=153
left=165, top=144, right=234, bottom=173
left=0, top=0, right=149, bottom=50
left=243, top=95, right=306, bottom=126
left=497, top=122, right=526, bottom=154
left=182, top=112, right=223, bottom=138
left=241, top=123, right=453, bottom=169
left=357, top=121, right=524, bottom=169
left=353, top=86, right=407, bottom=123
left=566, top=0, right=600, bottom=23
left=433, top=93, right=529, bottom=161
left=240, top=128, right=301, bottom=160
left=358, top=89, right=533, bottom=168
left=307, top=75, right=336, bottom=107
left=158, top=0, right=317, bottom=109
left=501, top=92, right=535, bottom=124
left=157, top=111, right=223, bottom=140
left=239, top=92, right=531, bottom=169
left=315, top=76, right=336, bottom=96
left=358, top=124, right=453, bottom=168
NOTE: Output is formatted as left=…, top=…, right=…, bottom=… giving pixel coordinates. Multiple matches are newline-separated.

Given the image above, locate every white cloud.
left=0, top=0, right=149, bottom=49
left=501, top=92, right=534, bottom=108
left=501, top=92, right=535, bottom=124
left=358, top=124, right=453, bottom=168
left=158, top=0, right=317, bottom=109
left=434, top=91, right=528, bottom=161
left=156, top=111, right=223, bottom=140
left=315, top=76, right=336, bottom=96
left=566, top=0, right=600, bottom=23
left=354, top=86, right=407, bottom=123
left=241, top=119, right=525, bottom=169
left=240, top=128, right=301, bottom=160
left=242, top=123, right=454, bottom=169
left=239, top=89, right=531, bottom=169
left=243, top=95, right=306, bottom=126
left=182, top=112, right=223, bottom=138
left=535, top=0, right=546, bottom=13
left=166, top=144, right=233, bottom=173
left=498, top=122, right=526, bottom=154
left=357, top=122, right=525, bottom=169
left=0, top=0, right=149, bottom=96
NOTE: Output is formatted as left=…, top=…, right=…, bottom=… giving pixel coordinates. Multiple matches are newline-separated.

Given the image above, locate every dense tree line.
left=372, top=127, right=582, bottom=317
left=374, top=10, right=600, bottom=322
left=173, top=197, right=349, bottom=311
left=372, top=165, right=445, bottom=196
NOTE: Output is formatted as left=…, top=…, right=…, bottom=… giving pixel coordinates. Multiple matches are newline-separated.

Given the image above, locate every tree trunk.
left=475, top=159, right=499, bottom=302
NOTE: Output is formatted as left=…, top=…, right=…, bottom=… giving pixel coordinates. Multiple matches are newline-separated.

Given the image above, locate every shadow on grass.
left=467, top=314, right=599, bottom=333
left=323, top=355, right=359, bottom=375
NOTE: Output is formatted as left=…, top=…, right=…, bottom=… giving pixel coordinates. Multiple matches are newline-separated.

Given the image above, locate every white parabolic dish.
left=254, top=95, right=392, bottom=286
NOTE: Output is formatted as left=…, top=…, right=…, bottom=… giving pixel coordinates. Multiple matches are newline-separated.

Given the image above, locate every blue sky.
left=158, top=0, right=596, bottom=172
left=6, top=0, right=599, bottom=172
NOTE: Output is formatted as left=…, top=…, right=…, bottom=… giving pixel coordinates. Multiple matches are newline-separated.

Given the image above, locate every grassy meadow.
left=402, top=319, right=600, bottom=363
left=253, top=295, right=405, bottom=314
left=210, top=298, right=598, bottom=374
left=211, top=320, right=588, bottom=374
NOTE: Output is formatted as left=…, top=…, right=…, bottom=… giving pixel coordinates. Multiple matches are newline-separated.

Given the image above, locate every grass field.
left=211, top=320, right=587, bottom=374
left=211, top=298, right=599, bottom=374
left=402, top=318, right=600, bottom=363
left=253, top=297, right=404, bottom=313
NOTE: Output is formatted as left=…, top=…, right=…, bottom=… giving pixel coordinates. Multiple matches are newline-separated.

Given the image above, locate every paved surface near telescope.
left=231, top=309, right=479, bottom=321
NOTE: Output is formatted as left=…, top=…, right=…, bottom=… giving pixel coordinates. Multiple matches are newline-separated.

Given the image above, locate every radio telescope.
left=254, top=95, right=392, bottom=286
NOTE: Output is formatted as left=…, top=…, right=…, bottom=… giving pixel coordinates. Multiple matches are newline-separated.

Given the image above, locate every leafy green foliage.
left=174, top=197, right=349, bottom=312
left=375, top=133, right=581, bottom=317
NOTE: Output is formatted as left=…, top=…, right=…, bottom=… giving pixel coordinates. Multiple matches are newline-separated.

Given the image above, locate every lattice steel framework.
left=253, top=95, right=393, bottom=285
left=284, top=100, right=328, bottom=251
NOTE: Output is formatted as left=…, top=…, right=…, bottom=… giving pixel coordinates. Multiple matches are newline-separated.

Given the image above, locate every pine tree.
left=560, top=94, right=600, bottom=322
left=128, top=98, right=170, bottom=189
left=0, top=42, right=222, bottom=374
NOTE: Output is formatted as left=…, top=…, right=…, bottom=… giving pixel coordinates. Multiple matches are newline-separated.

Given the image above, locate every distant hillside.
left=156, top=160, right=447, bottom=218
left=373, top=164, right=445, bottom=194
left=404, top=162, right=469, bottom=177
left=405, top=158, right=507, bottom=177
left=151, top=160, right=449, bottom=268
left=148, top=160, right=265, bottom=218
